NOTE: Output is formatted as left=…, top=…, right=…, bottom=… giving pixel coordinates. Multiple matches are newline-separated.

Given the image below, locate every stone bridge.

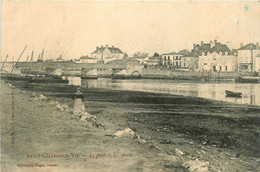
left=112, top=64, right=144, bottom=77
left=16, top=62, right=128, bottom=70
left=126, top=64, right=144, bottom=76
left=14, top=62, right=144, bottom=77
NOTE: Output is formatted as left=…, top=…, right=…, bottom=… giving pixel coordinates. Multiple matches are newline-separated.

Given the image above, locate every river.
left=82, top=78, right=260, bottom=106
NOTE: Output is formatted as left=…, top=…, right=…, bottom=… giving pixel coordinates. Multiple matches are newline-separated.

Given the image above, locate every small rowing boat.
left=225, top=90, right=242, bottom=98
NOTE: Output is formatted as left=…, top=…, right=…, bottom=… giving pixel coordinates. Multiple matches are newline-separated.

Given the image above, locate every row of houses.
left=161, top=40, right=260, bottom=72
left=75, top=41, right=260, bottom=73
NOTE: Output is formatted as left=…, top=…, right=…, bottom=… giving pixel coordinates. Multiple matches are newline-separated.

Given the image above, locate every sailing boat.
left=1, top=45, right=32, bottom=81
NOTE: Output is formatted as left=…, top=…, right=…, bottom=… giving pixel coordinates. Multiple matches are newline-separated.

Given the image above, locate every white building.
left=78, top=56, right=98, bottom=64
left=198, top=42, right=236, bottom=72
left=161, top=52, right=183, bottom=67
left=91, top=45, right=125, bottom=63
left=237, top=43, right=260, bottom=72
left=256, top=54, right=260, bottom=72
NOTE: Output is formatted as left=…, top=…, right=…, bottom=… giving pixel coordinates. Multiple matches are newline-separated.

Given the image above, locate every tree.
left=179, top=49, right=191, bottom=55
left=133, top=52, right=148, bottom=59
left=153, top=53, right=160, bottom=57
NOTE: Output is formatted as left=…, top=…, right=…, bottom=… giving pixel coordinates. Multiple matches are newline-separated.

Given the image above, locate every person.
left=73, top=87, right=85, bottom=116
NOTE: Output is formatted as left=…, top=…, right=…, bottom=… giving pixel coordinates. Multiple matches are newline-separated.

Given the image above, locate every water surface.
left=82, top=78, right=260, bottom=106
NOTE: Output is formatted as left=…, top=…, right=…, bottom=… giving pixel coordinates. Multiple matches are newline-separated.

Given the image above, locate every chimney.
left=240, top=43, right=243, bottom=48
left=106, top=44, right=108, bottom=48
left=214, top=40, right=217, bottom=43
left=112, top=45, right=114, bottom=48
left=96, top=46, right=98, bottom=50
left=210, top=40, right=214, bottom=48
left=201, top=41, right=204, bottom=46
left=256, top=42, right=259, bottom=49
left=193, top=44, right=195, bottom=49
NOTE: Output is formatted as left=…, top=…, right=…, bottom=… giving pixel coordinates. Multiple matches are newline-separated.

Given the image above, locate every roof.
left=105, top=59, right=140, bottom=65
left=210, top=43, right=232, bottom=55
left=91, top=46, right=124, bottom=54
left=80, top=56, right=94, bottom=59
left=201, top=44, right=211, bottom=51
left=180, top=52, right=198, bottom=57
left=239, top=43, right=258, bottom=50
left=193, top=44, right=211, bottom=52
left=162, top=52, right=183, bottom=56
left=148, top=56, right=161, bottom=60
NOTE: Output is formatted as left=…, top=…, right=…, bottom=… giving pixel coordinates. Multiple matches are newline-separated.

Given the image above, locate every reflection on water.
left=82, top=79, right=260, bottom=106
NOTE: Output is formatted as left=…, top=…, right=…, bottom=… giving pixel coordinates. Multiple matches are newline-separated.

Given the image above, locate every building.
left=91, top=45, right=125, bottom=63
left=197, top=41, right=236, bottom=72
left=78, top=56, right=97, bottom=64
left=161, top=52, right=183, bottom=68
left=180, top=53, right=198, bottom=71
left=191, top=41, right=212, bottom=57
left=237, top=43, right=260, bottom=72
left=144, top=56, right=162, bottom=66
left=255, top=54, right=260, bottom=72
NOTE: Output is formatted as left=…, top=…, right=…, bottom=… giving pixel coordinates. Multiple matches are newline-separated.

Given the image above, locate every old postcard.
left=1, top=1, right=260, bottom=172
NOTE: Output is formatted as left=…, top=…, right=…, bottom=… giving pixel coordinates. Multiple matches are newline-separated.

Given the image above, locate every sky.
left=1, top=1, right=260, bottom=61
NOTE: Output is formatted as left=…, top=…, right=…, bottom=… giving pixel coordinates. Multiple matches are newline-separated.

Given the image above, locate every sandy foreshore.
left=1, top=80, right=260, bottom=172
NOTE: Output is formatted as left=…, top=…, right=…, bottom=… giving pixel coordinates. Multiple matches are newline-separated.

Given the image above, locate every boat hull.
left=225, top=90, right=242, bottom=98
left=235, top=76, right=260, bottom=83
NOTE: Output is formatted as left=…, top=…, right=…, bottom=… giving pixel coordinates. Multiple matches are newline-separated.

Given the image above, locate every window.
left=168, top=56, right=170, bottom=60
left=241, top=65, right=248, bottom=70
left=176, top=62, right=178, bottom=66
left=204, top=63, right=207, bottom=65
left=184, top=63, right=186, bottom=67
left=225, top=66, right=228, bottom=71
left=164, top=56, right=166, bottom=60
left=213, top=66, right=216, bottom=71
left=219, top=66, right=222, bottom=71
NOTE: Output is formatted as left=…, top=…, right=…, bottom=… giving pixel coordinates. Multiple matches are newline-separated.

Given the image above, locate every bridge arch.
left=131, top=71, right=142, bottom=78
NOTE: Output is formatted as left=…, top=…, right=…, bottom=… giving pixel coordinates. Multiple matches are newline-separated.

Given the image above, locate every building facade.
left=78, top=56, right=98, bottom=64
left=180, top=54, right=198, bottom=71
left=256, top=54, right=260, bottom=72
left=237, top=43, right=260, bottom=72
left=197, top=41, right=236, bottom=72
left=91, top=45, right=125, bottom=63
left=144, top=56, right=162, bottom=66
left=161, top=52, right=183, bottom=68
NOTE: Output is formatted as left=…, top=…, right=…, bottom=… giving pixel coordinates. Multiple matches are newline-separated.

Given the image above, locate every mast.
left=41, top=41, right=46, bottom=61
left=26, top=55, right=29, bottom=62
left=1, top=54, right=9, bottom=71
left=10, top=45, right=28, bottom=74
left=30, top=50, right=34, bottom=62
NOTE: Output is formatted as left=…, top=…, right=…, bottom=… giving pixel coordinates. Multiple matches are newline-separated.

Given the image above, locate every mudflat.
left=1, top=80, right=260, bottom=172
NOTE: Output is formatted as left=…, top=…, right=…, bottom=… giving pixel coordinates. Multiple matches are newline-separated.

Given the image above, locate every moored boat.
left=1, top=73, right=32, bottom=81
left=225, top=90, right=242, bottom=98
left=29, top=76, right=69, bottom=84
left=235, top=76, right=260, bottom=83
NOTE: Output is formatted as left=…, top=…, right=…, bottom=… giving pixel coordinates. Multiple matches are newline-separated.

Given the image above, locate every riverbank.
left=1, top=80, right=260, bottom=171
left=2, top=62, right=258, bottom=81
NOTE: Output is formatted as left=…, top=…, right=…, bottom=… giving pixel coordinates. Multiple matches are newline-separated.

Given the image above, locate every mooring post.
left=73, top=87, right=85, bottom=117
